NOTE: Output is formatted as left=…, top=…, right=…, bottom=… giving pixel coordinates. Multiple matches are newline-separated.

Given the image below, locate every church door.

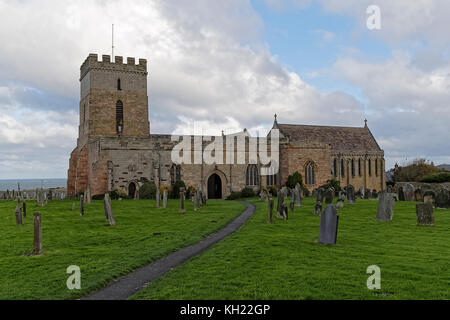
left=207, top=174, right=222, bottom=199
left=128, top=182, right=136, bottom=199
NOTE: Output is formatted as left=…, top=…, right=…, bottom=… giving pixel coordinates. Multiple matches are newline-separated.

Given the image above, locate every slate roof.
left=275, top=123, right=382, bottom=152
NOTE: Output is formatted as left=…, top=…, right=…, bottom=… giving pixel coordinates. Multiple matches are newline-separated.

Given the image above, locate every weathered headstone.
left=289, top=195, right=295, bottom=213
left=318, top=205, right=339, bottom=245
left=376, top=192, right=395, bottom=222
left=416, top=203, right=434, bottom=226
left=359, top=186, right=365, bottom=199
left=314, top=188, right=324, bottom=216
left=414, top=188, right=423, bottom=202
left=268, top=197, right=274, bottom=224
left=179, top=188, right=186, bottom=214
left=282, top=204, right=288, bottom=220
left=435, top=189, right=449, bottom=209
left=80, top=194, right=84, bottom=216
left=104, top=193, right=116, bottom=226
left=163, top=189, right=168, bottom=209
left=276, top=190, right=284, bottom=219
left=403, top=184, right=415, bottom=201
left=156, top=188, right=160, bottom=208
left=423, top=190, right=436, bottom=207
left=15, top=206, right=23, bottom=226
left=324, top=188, right=334, bottom=204
left=33, top=212, right=43, bottom=255
left=295, top=184, right=302, bottom=207
left=346, top=184, right=355, bottom=204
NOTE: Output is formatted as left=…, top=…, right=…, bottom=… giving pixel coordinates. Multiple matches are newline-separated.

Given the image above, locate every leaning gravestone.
left=268, top=197, right=274, bottom=224
left=104, top=193, right=116, bottom=226
left=423, top=190, right=436, bottom=207
left=33, top=212, right=43, bottom=255
left=346, top=184, right=355, bottom=204
left=416, top=203, right=434, bottom=226
left=403, top=184, right=415, bottom=201
left=318, top=205, right=339, bottom=245
left=376, top=192, right=395, bottom=222
left=163, top=189, right=168, bottom=209
left=179, top=188, right=186, bottom=214
left=435, top=189, right=449, bottom=209
left=156, top=188, right=160, bottom=208
left=15, top=206, right=23, bottom=226
left=80, top=194, right=84, bottom=216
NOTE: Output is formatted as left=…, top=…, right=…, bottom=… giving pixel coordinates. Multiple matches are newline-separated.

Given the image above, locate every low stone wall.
left=393, top=182, right=450, bottom=192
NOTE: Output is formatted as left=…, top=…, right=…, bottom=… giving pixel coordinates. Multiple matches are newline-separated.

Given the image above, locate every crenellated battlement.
left=80, top=53, right=147, bottom=80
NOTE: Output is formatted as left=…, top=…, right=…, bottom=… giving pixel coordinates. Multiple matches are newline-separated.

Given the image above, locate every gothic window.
left=305, top=161, right=316, bottom=186
left=351, top=159, right=355, bottom=177
left=117, top=78, right=122, bottom=91
left=266, top=171, right=277, bottom=186
left=375, top=159, right=378, bottom=176
left=116, top=100, right=123, bottom=134
left=170, top=164, right=181, bottom=185
left=246, top=164, right=259, bottom=187
left=358, top=158, right=362, bottom=176
left=368, top=159, right=372, bottom=176
left=341, top=159, right=345, bottom=177
left=333, top=159, right=337, bottom=177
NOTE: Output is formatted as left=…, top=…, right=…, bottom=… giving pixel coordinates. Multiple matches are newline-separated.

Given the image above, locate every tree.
left=394, top=159, right=442, bottom=182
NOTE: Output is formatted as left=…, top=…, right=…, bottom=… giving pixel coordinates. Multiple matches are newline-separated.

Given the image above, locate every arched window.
left=351, top=159, right=355, bottom=177
left=333, top=159, right=337, bottom=177
left=266, top=166, right=277, bottom=186
left=116, top=100, right=123, bottom=134
left=341, top=159, right=345, bottom=177
left=368, top=159, right=372, bottom=176
left=305, top=162, right=315, bottom=186
left=375, top=159, right=378, bottom=176
left=246, top=164, right=259, bottom=187
left=358, top=158, right=362, bottom=176
left=117, top=78, right=122, bottom=91
left=170, top=164, right=181, bottom=185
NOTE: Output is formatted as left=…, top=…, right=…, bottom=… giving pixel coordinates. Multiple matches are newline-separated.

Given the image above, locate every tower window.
left=351, top=159, right=355, bottom=177
left=333, top=159, right=337, bottom=177
left=375, top=159, right=378, bottom=176
left=341, top=159, right=345, bottom=177
left=369, top=159, right=372, bottom=176
left=116, top=100, right=123, bottom=134
left=305, top=161, right=316, bottom=186
left=117, top=79, right=122, bottom=91
left=358, top=158, right=362, bottom=176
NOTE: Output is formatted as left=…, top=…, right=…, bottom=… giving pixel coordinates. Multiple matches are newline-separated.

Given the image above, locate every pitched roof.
left=275, top=123, right=382, bottom=152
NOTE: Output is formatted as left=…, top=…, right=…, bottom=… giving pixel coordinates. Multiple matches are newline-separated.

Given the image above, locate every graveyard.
left=1, top=193, right=449, bottom=300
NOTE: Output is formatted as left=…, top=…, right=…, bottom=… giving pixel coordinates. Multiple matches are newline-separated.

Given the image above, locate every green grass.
left=0, top=198, right=245, bottom=300
left=131, top=198, right=450, bottom=300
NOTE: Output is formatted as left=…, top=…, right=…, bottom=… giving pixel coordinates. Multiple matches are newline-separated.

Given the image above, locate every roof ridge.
left=278, top=123, right=365, bottom=130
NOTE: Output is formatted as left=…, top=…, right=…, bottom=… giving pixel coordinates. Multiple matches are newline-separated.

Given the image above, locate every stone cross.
left=318, top=204, right=339, bottom=245
left=163, top=189, right=168, bottom=209
left=416, top=203, right=434, bottom=226
left=33, top=212, right=43, bottom=255
left=156, top=188, right=160, bottom=208
left=104, top=193, right=116, bottom=226
left=179, top=188, right=186, bottom=214
left=80, top=194, right=85, bottom=216
left=376, top=192, right=395, bottom=222
left=15, top=206, right=23, bottom=226
left=268, top=196, right=274, bottom=224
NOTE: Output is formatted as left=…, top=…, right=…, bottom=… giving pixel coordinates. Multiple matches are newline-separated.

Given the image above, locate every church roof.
left=275, top=122, right=382, bottom=152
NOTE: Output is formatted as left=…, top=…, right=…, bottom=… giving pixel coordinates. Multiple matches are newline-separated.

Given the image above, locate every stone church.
left=67, top=54, right=386, bottom=199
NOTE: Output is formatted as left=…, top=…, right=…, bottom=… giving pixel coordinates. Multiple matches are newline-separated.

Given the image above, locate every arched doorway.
left=207, top=174, right=222, bottom=199
left=128, top=182, right=136, bottom=198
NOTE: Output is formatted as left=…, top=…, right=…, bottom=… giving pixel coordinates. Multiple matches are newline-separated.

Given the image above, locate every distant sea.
left=0, top=179, right=67, bottom=191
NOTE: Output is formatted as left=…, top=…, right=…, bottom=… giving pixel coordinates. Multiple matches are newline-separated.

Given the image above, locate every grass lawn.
left=131, top=197, right=450, bottom=300
left=0, top=198, right=246, bottom=300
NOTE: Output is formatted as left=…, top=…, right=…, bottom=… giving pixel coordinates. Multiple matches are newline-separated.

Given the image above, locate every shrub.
left=170, top=180, right=186, bottom=199
left=139, top=182, right=157, bottom=199
left=226, top=192, right=242, bottom=200
left=241, top=187, right=256, bottom=198
left=267, top=185, right=278, bottom=197
left=319, top=178, right=341, bottom=192
left=109, top=190, right=120, bottom=200
left=286, top=171, right=303, bottom=189
left=420, top=172, right=450, bottom=183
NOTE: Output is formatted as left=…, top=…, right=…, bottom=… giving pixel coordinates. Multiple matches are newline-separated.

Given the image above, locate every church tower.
left=78, top=54, right=150, bottom=147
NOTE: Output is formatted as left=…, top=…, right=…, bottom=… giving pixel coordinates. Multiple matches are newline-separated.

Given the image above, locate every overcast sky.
left=0, top=0, right=449, bottom=179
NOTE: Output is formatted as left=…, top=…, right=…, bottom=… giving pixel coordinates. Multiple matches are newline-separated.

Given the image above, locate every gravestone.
left=416, top=203, right=434, bottom=226
left=179, top=188, right=186, bottom=214
left=376, top=192, right=395, bottom=222
left=15, top=206, right=23, bottom=226
left=163, top=189, right=168, bottom=209
left=202, top=193, right=207, bottom=205
left=414, top=188, right=423, bottom=202
left=346, top=184, right=355, bottom=204
left=282, top=204, right=288, bottom=220
left=398, top=187, right=405, bottom=201
left=336, top=191, right=345, bottom=210
left=156, top=188, right=160, bottom=208
left=403, top=184, right=415, bottom=201
left=289, top=195, right=295, bottom=213
left=295, top=184, right=302, bottom=206
left=276, top=190, right=285, bottom=219
left=193, top=190, right=199, bottom=211
left=364, top=191, right=371, bottom=199
left=80, top=194, right=84, bottom=216
left=103, top=193, right=116, bottom=226
left=314, top=188, right=324, bottom=216
left=33, top=212, right=43, bottom=255
left=324, top=188, right=334, bottom=204
left=23, top=200, right=27, bottom=218
left=268, top=197, right=274, bottom=224
left=435, top=189, right=449, bottom=209
left=359, top=187, right=365, bottom=199
left=372, top=189, right=378, bottom=199
left=318, top=205, right=339, bottom=245
left=423, top=190, right=436, bottom=207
